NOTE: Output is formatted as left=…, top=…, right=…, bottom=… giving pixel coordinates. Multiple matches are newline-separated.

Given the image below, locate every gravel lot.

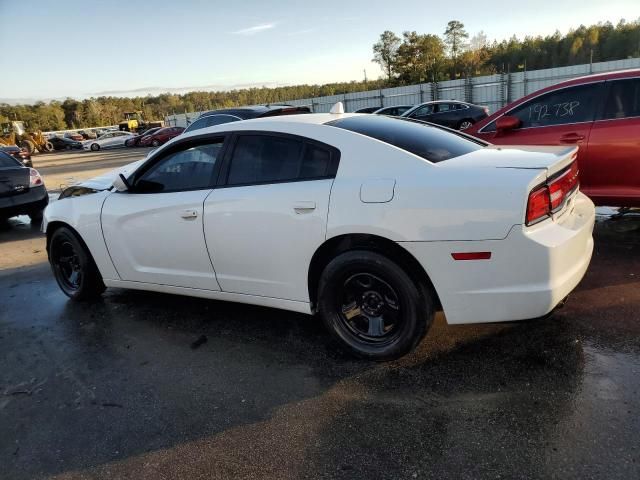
left=1, top=150, right=639, bottom=479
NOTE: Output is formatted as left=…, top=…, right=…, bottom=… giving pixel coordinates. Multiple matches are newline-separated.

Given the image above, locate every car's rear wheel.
left=49, top=226, right=105, bottom=301
left=318, top=250, right=433, bottom=360
left=151, top=139, right=160, bottom=147
left=90, top=143, right=100, bottom=151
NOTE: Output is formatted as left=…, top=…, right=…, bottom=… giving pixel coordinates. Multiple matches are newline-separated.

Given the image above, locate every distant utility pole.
left=363, top=69, right=368, bottom=84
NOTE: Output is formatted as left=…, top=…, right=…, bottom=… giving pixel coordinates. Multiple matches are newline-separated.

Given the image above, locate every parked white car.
left=83, top=131, right=134, bottom=151
left=44, top=106, right=594, bottom=359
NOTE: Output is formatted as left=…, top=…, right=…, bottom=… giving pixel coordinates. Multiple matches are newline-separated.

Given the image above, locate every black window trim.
left=478, top=79, right=606, bottom=133
left=125, top=134, right=229, bottom=194
left=596, top=76, right=640, bottom=122
left=217, top=130, right=341, bottom=189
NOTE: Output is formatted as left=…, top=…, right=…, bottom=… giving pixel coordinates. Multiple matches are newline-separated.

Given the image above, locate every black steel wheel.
left=49, top=226, right=105, bottom=300
left=318, top=250, right=434, bottom=360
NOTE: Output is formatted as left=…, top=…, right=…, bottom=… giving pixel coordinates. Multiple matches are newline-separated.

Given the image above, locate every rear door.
left=203, top=132, right=338, bottom=301
left=585, top=77, right=640, bottom=205
left=431, top=103, right=458, bottom=127
left=476, top=82, right=604, bottom=189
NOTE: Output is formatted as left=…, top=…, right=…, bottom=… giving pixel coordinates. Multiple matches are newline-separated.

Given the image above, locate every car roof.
left=197, top=105, right=310, bottom=120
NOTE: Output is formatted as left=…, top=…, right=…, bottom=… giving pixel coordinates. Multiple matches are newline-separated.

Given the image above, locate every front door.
left=203, top=132, right=338, bottom=301
left=101, top=138, right=225, bottom=290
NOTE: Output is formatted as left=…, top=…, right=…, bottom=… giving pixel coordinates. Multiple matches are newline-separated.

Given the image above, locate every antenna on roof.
left=329, top=102, right=345, bottom=114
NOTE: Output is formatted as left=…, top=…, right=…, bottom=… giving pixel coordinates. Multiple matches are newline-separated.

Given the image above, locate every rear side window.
left=327, top=115, right=483, bottom=163
left=227, top=134, right=335, bottom=185
left=506, top=83, right=601, bottom=129
left=602, top=78, right=640, bottom=120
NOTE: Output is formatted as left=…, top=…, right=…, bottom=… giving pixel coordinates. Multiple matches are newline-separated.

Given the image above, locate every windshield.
left=326, top=115, right=484, bottom=163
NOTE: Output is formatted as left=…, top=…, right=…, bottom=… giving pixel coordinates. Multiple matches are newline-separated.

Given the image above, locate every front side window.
left=226, top=134, right=334, bottom=186
left=135, top=141, right=223, bottom=193
left=411, top=104, right=434, bottom=117
left=507, top=83, right=601, bottom=129
left=602, top=78, right=640, bottom=120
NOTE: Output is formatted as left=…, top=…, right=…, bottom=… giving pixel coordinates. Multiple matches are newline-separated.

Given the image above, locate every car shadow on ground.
left=25, top=289, right=589, bottom=479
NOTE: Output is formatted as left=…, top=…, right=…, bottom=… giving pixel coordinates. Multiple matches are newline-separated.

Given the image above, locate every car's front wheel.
left=49, top=226, right=105, bottom=300
left=318, top=250, right=433, bottom=360
left=458, top=119, right=474, bottom=130
left=90, top=143, right=100, bottom=151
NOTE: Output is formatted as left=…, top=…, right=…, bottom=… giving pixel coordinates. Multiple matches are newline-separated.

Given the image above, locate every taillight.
left=29, top=168, right=43, bottom=187
left=525, top=161, right=579, bottom=226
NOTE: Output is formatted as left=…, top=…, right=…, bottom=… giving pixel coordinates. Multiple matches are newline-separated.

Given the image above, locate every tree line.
left=1, top=18, right=638, bottom=132
left=373, top=18, right=640, bottom=83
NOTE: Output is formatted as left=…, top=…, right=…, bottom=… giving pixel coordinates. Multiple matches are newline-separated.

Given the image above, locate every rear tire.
left=28, top=210, right=43, bottom=222
left=318, top=250, right=433, bottom=360
left=151, top=139, right=160, bottom=147
left=49, top=226, right=105, bottom=301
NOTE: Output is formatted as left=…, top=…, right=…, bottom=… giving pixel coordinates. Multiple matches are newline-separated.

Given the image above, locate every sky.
left=0, top=0, right=638, bottom=103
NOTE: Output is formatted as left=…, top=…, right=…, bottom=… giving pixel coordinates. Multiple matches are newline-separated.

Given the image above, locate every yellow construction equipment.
left=0, top=121, right=53, bottom=154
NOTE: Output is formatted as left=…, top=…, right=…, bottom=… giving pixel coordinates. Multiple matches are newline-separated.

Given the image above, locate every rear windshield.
left=0, top=152, right=21, bottom=168
left=326, top=115, right=483, bottom=163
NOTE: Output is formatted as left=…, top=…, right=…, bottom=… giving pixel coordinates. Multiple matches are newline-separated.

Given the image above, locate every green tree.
left=444, top=20, right=469, bottom=78
left=372, top=30, right=401, bottom=81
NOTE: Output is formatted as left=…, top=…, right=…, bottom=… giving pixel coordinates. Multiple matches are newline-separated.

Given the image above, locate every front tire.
left=90, top=143, right=100, bottom=151
left=318, top=250, right=433, bottom=360
left=458, top=119, right=474, bottom=130
left=49, top=226, right=105, bottom=301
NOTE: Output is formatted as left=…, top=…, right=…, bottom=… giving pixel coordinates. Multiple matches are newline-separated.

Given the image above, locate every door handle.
left=180, top=209, right=198, bottom=219
left=560, top=133, right=585, bottom=144
left=293, top=201, right=316, bottom=214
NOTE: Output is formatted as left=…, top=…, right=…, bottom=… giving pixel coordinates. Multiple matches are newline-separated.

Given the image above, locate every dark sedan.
left=124, top=127, right=162, bottom=147
left=0, top=151, right=48, bottom=221
left=401, top=101, right=489, bottom=130
left=182, top=105, right=311, bottom=135
left=373, top=105, right=413, bottom=116
left=138, top=127, right=185, bottom=147
left=49, top=136, right=83, bottom=151
left=0, top=145, right=32, bottom=167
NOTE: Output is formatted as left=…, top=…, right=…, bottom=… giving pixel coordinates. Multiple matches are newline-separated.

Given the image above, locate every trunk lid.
left=0, top=167, right=29, bottom=197
left=445, top=144, right=578, bottom=177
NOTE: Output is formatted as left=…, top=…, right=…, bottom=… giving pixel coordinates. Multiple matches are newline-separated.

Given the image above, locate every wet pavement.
left=1, top=211, right=639, bottom=479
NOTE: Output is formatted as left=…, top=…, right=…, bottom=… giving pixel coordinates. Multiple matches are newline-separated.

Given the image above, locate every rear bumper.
left=400, top=192, right=595, bottom=324
left=0, top=185, right=49, bottom=218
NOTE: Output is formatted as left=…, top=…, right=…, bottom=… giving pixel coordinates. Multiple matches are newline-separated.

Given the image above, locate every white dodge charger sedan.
left=43, top=106, right=594, bottom=359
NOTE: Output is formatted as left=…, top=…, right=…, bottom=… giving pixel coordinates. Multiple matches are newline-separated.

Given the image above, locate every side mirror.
left=112, top=173, right=131, bottom=192
left=495, top=115, right=521, bottom=133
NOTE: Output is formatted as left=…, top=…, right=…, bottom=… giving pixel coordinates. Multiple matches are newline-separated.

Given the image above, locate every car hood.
left=73, top=158, right=146, bottom=190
